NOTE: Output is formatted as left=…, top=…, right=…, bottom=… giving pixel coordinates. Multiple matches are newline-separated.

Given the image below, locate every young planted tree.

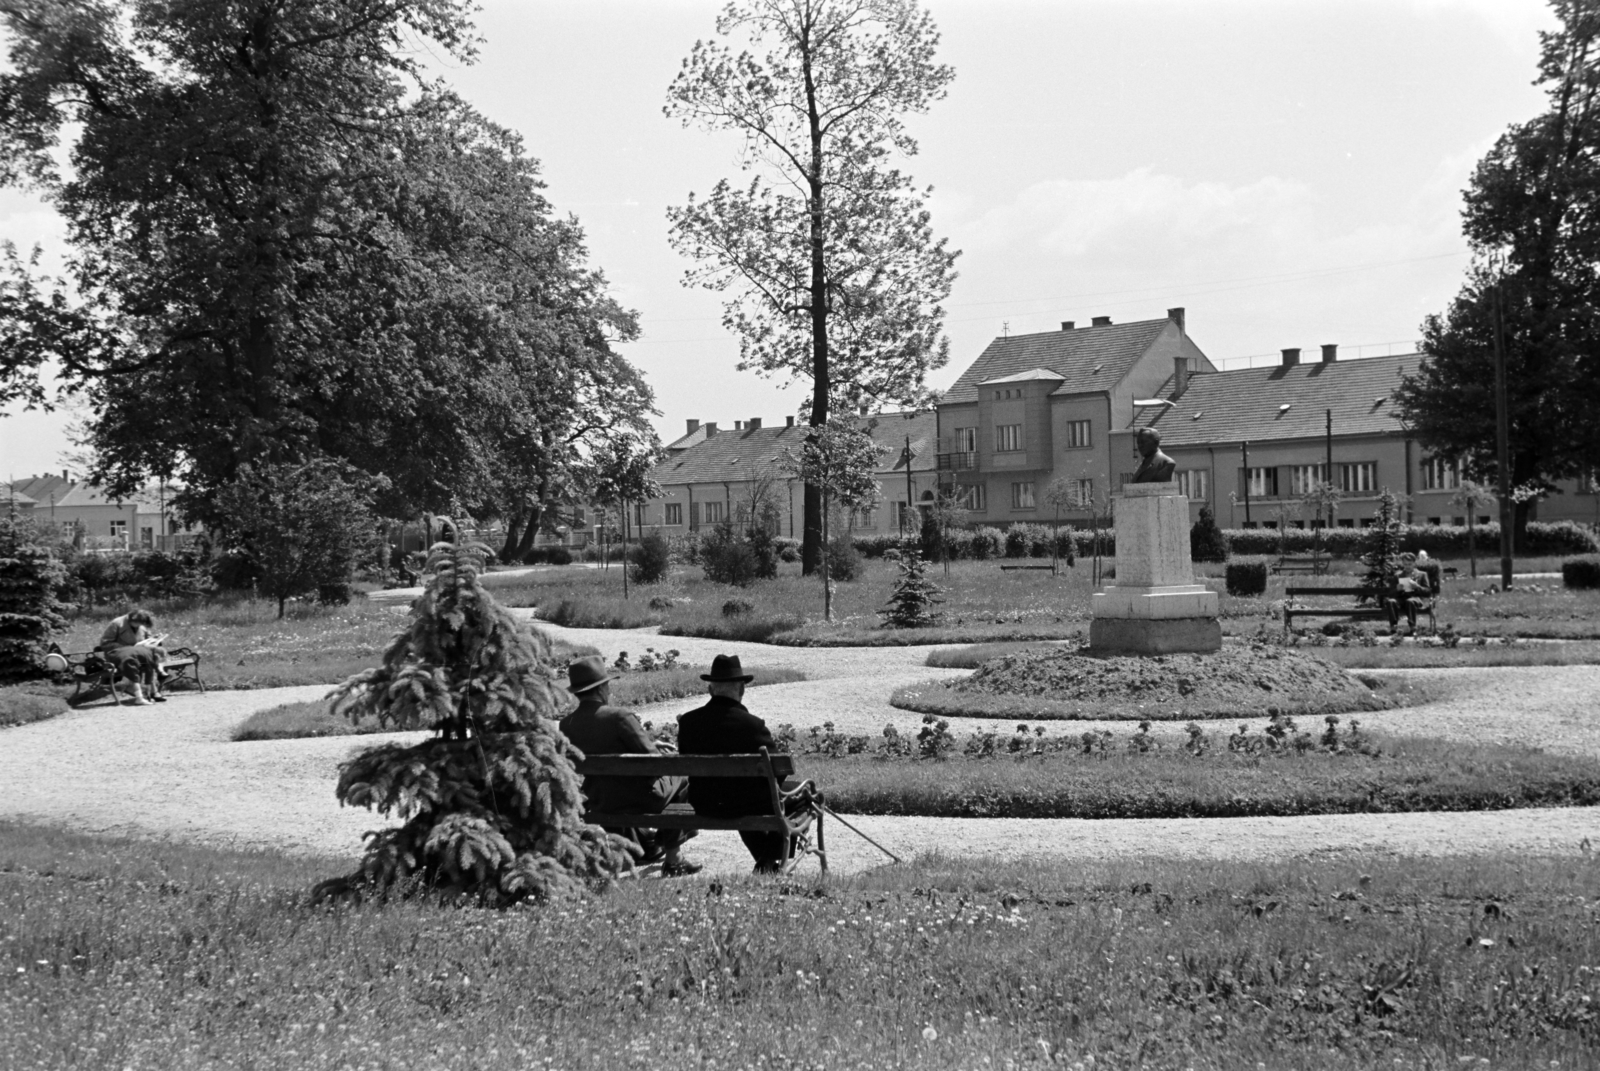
left=212, top=458, right=381, bottom=618
left=666, top=0, right=959, bottom=575
left=1357, top=491, right=1407, bottom=604
left=880, top=547, right=942, bottom=628
left=783, top=419, right=886, bottom=619
left=321, top=540, right=632, bottom=904
left=1451, top=478, right=1497, bottom=578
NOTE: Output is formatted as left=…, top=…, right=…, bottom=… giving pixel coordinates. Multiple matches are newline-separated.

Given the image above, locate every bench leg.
left=815, top=809, right=827, bottom=873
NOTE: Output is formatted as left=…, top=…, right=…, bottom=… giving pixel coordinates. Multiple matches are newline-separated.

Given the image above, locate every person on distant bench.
left=558, top=656, right=701, bottom=878
left=96, top=608, right=167, bottom=705
left=1385, top=554, right=1432, bottom=634
left=678, top=654, right=800, bottom=875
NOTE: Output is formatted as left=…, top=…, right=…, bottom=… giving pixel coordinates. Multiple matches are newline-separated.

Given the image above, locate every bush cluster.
left=1225, top=560, right=1268, bottom=597
left=1189, top=504, right=1229, bottom=562
left=855, top=524, right=1091, bottom=561
left=521, top=546, right=574, bottom=566
left=62, top=548, right=215, bottom=605
left=1221, top=519, right=1598, bottom=558
left=628, top=533, right=671, bottom=584
left=1563, top=556, right=1600, bottom=590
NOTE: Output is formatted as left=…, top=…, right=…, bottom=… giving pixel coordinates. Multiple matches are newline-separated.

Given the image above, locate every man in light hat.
left=559, top=655, right=701, bottom=877
left=678, top=653, right=793, bottom=874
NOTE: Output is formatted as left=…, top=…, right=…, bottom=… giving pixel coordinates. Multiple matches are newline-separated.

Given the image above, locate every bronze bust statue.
left=1131, top=428, right=1176, bottom=483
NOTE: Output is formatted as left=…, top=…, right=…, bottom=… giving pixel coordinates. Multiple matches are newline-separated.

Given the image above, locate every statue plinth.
left=1089, top=481, right=1221, bottom=655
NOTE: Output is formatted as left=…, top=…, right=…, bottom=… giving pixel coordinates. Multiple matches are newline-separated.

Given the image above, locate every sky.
left=0, top=0, right=1560, bottom=479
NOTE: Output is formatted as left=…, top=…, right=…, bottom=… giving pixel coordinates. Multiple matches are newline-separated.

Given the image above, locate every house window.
left=995, top=424, right=1023, bottom=452
left=1339, top=462, right=1377, bottom=493
left=109, top=520, right=127, bottom=545
left=850, top=507, right=876, bottom=529
left=1245, top=467, right=1279, bottom=498
left=957, top=484, right=987, bottom=511
left=703, top=501, right=725, bottom=525
left=1337, top=518, right=1355, bottom=528
left=1479, top=515, right=1491, bottom=526
left=1451, top=516, right=1464, bottom=526
left=1065, top=478, right=1094, bottom=508
left=1065, top=420, right=1091, bottom=448
left=665, top=503, right=683, bottom=526
left=1175, top=470, right=1208, bottom=500
left=1011, top=482, right=1036, bottom=509
left=892, top=501, right=914, bottom=529
left=954, top=427, right=977, bottom=452
left=1289, top=464, right=1329, bottom=496
left=1421, top=457, right=1461, bottom=491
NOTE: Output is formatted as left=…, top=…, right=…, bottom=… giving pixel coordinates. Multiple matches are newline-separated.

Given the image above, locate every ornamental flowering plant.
left=317, top=539, right=633, bottom=905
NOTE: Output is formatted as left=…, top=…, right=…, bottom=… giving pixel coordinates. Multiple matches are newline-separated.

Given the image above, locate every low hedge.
left=1564, top=557, right=1600, bottom=590
left=1225, top=560, right=1268, bottom=596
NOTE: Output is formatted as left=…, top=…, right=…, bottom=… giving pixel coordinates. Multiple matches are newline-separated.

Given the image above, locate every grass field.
left=800, top=731, right=1600, bottom=818
left=488, top=555, right=1600, bottom=647
left=3, top=821, right=1596, bottom=1070
left=232, top=665, right=809, bottom=741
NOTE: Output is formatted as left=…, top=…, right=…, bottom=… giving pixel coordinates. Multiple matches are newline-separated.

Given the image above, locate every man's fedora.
left=700, top=653, right=754, bottom=683
left=567, top=655, right=619, bottom=695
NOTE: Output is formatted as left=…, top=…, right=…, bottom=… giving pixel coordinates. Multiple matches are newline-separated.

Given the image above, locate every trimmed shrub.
left=1003, top=527, right=1029, bottom=558
left=825, top=531, right=862, bottom=581
left=629, top=532, right=672, bottom=584
left=722, top=598, right=753, bottom=617
left=1226, top=560, right=1268, bottom=597
left=1221, top=520, right=1599, bottom=559
left=1563, top=557, right=1600, bottom=590
left=545, top=546, right=574, bottom=566
left=1190, top=504, right=1229, bottom=563
left=701, top=524, right=759, bottom=587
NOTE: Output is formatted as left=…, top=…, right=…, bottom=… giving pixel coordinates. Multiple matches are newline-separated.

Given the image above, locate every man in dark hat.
left=559, top=655, right=701, bottom=877
left=678, top=653, right=792, bottom=874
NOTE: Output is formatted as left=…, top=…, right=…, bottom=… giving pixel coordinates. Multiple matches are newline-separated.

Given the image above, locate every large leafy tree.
left=0, top=1, right=650, bottom=532
left=1396, top=0, right=1600, bottom=545
left=666, top=0, right=958, bottom=574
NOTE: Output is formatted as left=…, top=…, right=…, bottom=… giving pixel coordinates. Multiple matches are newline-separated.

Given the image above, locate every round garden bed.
left=892, top=642, right=1415, bottom=721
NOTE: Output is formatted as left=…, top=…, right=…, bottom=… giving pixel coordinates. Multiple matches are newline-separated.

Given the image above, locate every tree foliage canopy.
left=1397, top=0, right=1600, bottom=538
left=0, top=0, right=654, bottom=533
left=665, top=0, right=956, bottom=571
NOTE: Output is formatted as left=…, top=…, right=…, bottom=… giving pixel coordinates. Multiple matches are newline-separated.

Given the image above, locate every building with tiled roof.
left=6, top=474, right=201, bottom=551
left=634, top=411, right=940, bottom=538
left=934, top=308, right=1214, bottom=524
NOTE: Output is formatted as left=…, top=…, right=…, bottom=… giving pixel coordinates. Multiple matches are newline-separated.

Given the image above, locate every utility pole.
left=1492, top=278, right=1514, bottom=589
left=1241, top=441, right=1251, bottom=526
left=904, top=434, right=914, bottom=540
left=1324, top=409, right=1335, bottom=528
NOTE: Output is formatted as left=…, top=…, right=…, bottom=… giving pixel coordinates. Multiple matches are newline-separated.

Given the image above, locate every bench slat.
left=575, top=754, right=795, bottom=778
left=584, top=805, right=812, bottom=833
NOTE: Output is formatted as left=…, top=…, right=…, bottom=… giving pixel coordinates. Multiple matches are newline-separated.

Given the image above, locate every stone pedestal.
left=1089, top=481, right=1221, bottom=655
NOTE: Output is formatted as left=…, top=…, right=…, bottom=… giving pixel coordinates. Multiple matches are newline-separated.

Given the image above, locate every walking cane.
left=816, top=802, right=903, bottom=865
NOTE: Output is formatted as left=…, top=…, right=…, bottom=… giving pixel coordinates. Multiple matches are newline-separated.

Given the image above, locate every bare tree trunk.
left=800, top=25, right=829, bottom=577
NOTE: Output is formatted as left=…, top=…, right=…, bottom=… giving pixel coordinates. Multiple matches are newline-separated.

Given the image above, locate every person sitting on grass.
left=678, top=654, right=807, bottom=875
left=1385, top=554, right=1433, bottom=635
left=96, top=608, right=168, bottom=705
left=558, top=656, right=702, bottom=878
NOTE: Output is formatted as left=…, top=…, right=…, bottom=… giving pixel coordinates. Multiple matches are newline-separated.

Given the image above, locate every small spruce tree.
left=1189, top=503, right=1229, bottom=563
left=1357, top=490, right=1406, bottom=603
left=319, top=540, right=632, bottom=904
left=880, top=546, right=943, bottom=628
left=0, top=516, right=66, bottom=681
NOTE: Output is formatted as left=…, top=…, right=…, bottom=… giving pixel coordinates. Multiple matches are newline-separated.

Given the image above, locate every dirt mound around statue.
left=892, top=642, right=1414, bottom=721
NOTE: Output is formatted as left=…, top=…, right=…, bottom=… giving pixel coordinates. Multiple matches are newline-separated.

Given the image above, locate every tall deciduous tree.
left=0, top=1, right=650, bottom=532
left=666, top=0, right=958, bottom=574
left=1396, top=0, right=1600, bottom=546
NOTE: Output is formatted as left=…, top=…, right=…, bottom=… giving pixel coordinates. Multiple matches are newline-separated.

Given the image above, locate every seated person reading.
left=96, top=608, right=168, bottom=705
left=558, top=656, right=701, bottom=877
left=1385, top=554, right=1433, bottom=633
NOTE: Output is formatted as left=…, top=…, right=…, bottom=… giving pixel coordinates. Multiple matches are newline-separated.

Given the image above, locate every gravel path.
left=2, top=621, right=1597, bottom=877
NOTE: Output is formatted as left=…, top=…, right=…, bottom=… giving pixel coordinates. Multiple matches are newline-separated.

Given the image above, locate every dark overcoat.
left=558, top=700, right=669, bottom=813
left=676, top=695, right=776, bottom=816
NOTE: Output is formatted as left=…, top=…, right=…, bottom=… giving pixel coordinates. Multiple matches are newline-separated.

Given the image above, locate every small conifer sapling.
left=318, top=539, right=632, bottom=904
left=880, top=546, right=943, bottom=628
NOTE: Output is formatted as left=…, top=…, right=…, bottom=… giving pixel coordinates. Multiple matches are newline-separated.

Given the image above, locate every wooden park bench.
left=572, top=748, right=826, bottom=875
left=1283, top=585, right=1437, bottom=635
left=998, top=563, right=1059, bottom=572
left=1271, top=553, right=1328, bottom=576
left=44, top=643, right=206, bottom=706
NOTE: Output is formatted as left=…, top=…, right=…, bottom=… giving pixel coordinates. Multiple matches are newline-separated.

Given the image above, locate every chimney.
left=704, top=422, right=718, bottom=438
left=786, top=416, right=795, bottom=427
left=62, top=470, right=70, bottom=482
left=1321, top=344, right=1338, bottom=364
left=1281, top=347, right=1301, bottom=367
left=1173, top=356, right=1190, bottom=399
left=686, top=419, right=700, bottom=435
left=1060, top=321, right=1075, bottom=331
left=734, top=420, right=744, bottom=430
left=1167, top=307, right=1186, bottom=332
left=748, top=417, right=762, bottom=430
left=1091, top=315, right=1112, bottom=327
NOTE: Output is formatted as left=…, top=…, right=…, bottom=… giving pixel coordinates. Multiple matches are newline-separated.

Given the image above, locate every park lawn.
left=800, top=733, right=1600, bottom=819
left=231, top=664, right=809, bottom=741
left=3, top=820, right=1596, bottom=1071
